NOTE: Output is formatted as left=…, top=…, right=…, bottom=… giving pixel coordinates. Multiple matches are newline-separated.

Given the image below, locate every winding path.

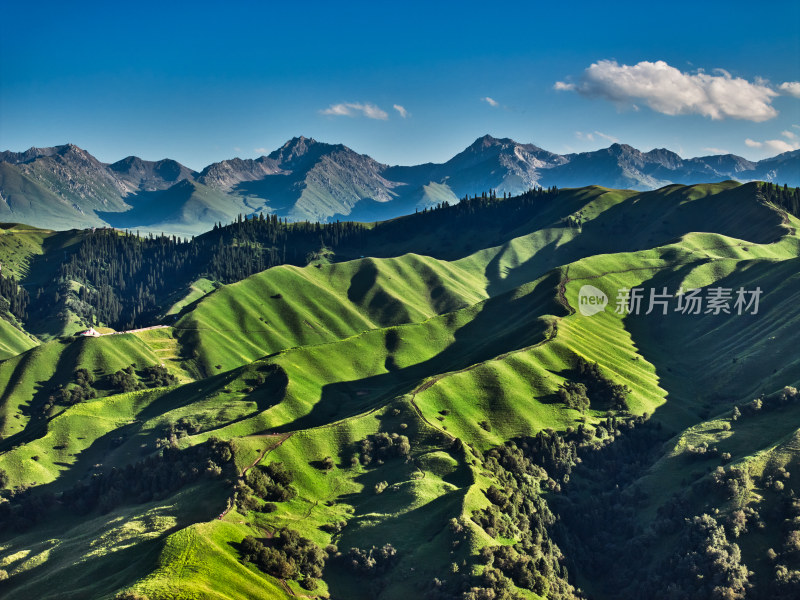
left=219, top=432, right=294, bottom=519
left=403, top=237, right=772, bottom=435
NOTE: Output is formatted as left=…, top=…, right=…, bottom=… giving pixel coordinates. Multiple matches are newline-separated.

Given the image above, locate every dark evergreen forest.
left=2, top=182, right=796, bottom=332
left=27, top=187, right=560, bottom=329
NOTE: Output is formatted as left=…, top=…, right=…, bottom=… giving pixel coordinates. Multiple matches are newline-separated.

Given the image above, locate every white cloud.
left=765, top=139, right=799, bottom=153
left=702, top=147, right=730, bottom=155
left=482, top=96, right=499, bottom=107
left=254, top=147, right=268, bottom=154
left=594, top=131, right=619, bottom=143
left=782, top=130, right=797, bottom=140
left=320, top=104, right=351, bottom=117
left=553, top=81, right=576, bottom=91
left=575, top=130, right=619, bottom=144
left=320, top=102, right=389, bottom=120
left=393, top=104, right=408, bottom=118
left=745, top=137, right=799, bottom=154
left=779, top=81, right=800, bottom=98
left=558, top=60, right=779, bottom=122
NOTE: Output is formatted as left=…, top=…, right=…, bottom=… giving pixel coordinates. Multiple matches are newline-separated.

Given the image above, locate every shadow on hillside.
left=347, top=260, right=412, bottom=324
left=483, top=237, right=561, bottom=297
left=0, top=481, right=227, bottom=600
left=0, top=339, right=84, bottom=453
left=545, top=419, right=671, bottom=597
left=324, top=488, right=467, bottom=598
left=133, top=363, right=288, bottom=436
left=2, top=536, right=165, bottom=600
left=234, top=173, right=301, bottom=215
left=482, top=184, right=785, bottom=299
left=324, top=441, right=473, bottom=600
left=21, top=229, right=84, bottom=290
left=270, top=270, right=565, bottom=434
left=619, top=255, right=800, bottom=430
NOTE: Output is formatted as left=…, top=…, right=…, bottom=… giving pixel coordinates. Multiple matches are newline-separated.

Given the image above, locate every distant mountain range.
left=1, top=135, right=797, bottom=234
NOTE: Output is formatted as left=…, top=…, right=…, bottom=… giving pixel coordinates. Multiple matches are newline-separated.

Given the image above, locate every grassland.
left=0, top=182, right=798, bottom=599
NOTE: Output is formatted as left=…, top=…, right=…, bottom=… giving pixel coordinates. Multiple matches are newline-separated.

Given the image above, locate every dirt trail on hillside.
left=217, top=236, right=789, bottom=461
left=240, top=433, right=293, bottom=477
left=404, top=240, right=768, bottom=433
left=219, top=432, right=294, bottom=519
left=405, top=271, right=567, bottom=439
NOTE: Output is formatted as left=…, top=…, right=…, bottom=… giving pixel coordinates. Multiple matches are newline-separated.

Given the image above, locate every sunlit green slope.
left=0, top=182, right=798, bottom=600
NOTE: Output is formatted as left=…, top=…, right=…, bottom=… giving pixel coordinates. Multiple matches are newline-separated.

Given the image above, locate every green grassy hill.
left=174, top=253, right=488, bottom=374
left=0, top=319, right=37, bottom=362
left=0, top=182, right=798, bottom=600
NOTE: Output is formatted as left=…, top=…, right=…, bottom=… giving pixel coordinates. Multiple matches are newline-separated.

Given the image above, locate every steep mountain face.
left=542, top=144, right=665, bottom=189
left=196, top=137, right=407, bottom=222
left=109, top=156, right=197, bottom=192
left=4, top=144, right=130, bottom=211
left=0, top=144, right=131, bottom=229
left=197, top=157, right=282, bottom=189
left=443, top=134, right=566, bottom=174
left=751, top=149, right=800, bottom=183
left=425, top=134, right=568, bottom=197
left=287, top=142, right=402, bottom=222
left=688, top=153, right=757, bottom=175
left=541, top=143, right=712, bottom=189
left=267, top=135, right=327, bottom=168
left=0, top=137, right=797, bottom=232
left=0, top=162, right=103, bottom=229
left=97, top=179, right=269, bottom=237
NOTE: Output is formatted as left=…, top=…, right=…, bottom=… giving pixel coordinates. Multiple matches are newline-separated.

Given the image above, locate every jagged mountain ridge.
left=1, top=135, right=797, bottom=233
left=109, top=156, right=197, bottom=193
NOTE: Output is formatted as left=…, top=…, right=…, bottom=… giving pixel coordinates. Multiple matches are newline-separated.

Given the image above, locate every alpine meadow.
left=2, top=1, right=800, bottom=598
left=0, top=176, right=798, bottom=599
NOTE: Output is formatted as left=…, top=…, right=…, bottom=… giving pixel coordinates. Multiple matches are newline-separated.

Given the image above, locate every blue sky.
left=1, top=0, right=799, bottom=170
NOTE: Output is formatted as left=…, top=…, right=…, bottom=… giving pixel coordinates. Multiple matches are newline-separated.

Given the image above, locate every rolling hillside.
left=0, top=182, right=798, bottom=599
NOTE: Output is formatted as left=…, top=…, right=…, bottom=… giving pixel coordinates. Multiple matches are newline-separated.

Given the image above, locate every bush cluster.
left=356, top=432, right=411, bottom=466
left=556, top=356, right=631, bottom=412
left=241, top=528, right=327, bottom=589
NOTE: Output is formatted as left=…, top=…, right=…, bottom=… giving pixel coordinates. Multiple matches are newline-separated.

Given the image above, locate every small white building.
left=81, top=327, right=101, bottom=337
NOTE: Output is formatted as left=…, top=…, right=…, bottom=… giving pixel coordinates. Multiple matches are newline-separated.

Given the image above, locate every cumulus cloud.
left=782, top=130, right=797, bottom=140
left=779, top=82, right=800, bottom=98
left=393, top=104, right=408, bottom=118
left=320, top=102, right=389, bottom=120
left=254, top=147, right=268, bottom=154
left=482, top=96, right=499, bottom=107
left=745, top=137, right=799, bottom=154
left=556, top=60, right=780, bottom=122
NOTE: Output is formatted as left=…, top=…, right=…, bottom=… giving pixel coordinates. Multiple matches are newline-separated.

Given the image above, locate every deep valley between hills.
left=0, top=181, right=799, bottom=599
